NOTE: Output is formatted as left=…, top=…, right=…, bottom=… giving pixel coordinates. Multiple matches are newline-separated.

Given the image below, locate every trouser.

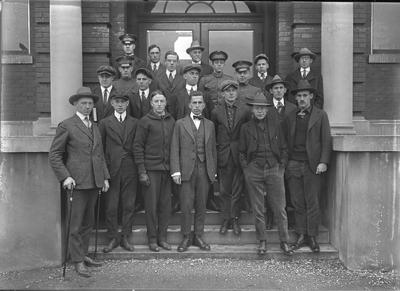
left=244, top=162, right=289, bottom=242
left=143, top=171, right=171, bottom=244
left=286, top=160, right=322, bottom=237
left=105, top=158, right=137, bottom=241
left=179, top=159, right=210, bottom=237
left=68, top=188, right=98, bottom=263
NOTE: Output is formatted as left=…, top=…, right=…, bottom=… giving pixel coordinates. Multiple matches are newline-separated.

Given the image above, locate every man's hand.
left=102, top=180, right=110, bottom=192
left=316, top=163, right=328, bottom=174
left=139, top=173, right=151, bottom=187
left=172, top=174, right=181, bottom=185
left=63, top=177, right=76, bottom=190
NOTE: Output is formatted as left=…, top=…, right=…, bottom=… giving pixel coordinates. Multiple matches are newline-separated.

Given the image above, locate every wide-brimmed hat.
left=209, top=50, right=228, bottom=61
left=119, top=33, right=137, bottom=44
left=265, top=75, right=288, bottom=90
left=292, top=48, right=317, bottom=62
left=69, top=87, right=99, bottom=105
left=219, top=79, right=239, bottom=91
left=232, top=60, right=252, bottom=72
left=246, top=92, right=273, bottom=106
left=96, top=65, right=117, bottom=76
left=186, top=40, right=205, bottom=54
left=291, top=79, right=317, bottom=95
left=134, top=67, right=153, bottom=79
left=254, top=53, right=270, bottom=65
left=182, top=64, right=202, bottom=74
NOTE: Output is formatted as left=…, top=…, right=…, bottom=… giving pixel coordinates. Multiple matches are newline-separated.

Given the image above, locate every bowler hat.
left=182, top=64, right=202, bottom=74
left=254, top=53, right=270, bottom=65
left=232, top=60, right=252, bottom=72
left=220, top=79, right=239, bottom=91
left=119, top=33, right=137, bottom=44
left=209, top=50, right=228, bottom=61
left=186, top=40, right=205, bottom=54
left=292, top=48, right=317, bottom=62
left=69, top=87, right=99, bottom=105
left=135, top=67, right=153, bottom=79
left=265, top=75, right=288, bottom=90
left=96, top=65, right=117, bottom=76
left=115, top=55, right=133, bottom=66
left=291, top=79, right=317, bottom=95
left=246, top=92, right=273, bottom=106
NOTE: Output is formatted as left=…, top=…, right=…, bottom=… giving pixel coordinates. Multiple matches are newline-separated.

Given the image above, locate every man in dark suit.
left=181, top=40, right=213, bottom=78
left=119, top=33, right=146, bottom=73
left=285, top=48, right=324, bottom=109
left=232, top=60, right=261, bottom=104
left=133, top=90, right=175, bottom=252
left=283, top=80, right=332, bottom=253
left=99, top=94, right=138, bottom=254
left=211, top=79, right=251, bottom=236
left=146, top=44, right=165, bottom=81
left=249, top=54, right=273, bottom=91
left=170, top=91, right=217, bottom=252
left=129, top=67, right=154, bottom=119
left=92, top=65, right=118, bottom=122
left=49, top=87, right=110, bottom=277
left=239, top=92, right=293, bottom=256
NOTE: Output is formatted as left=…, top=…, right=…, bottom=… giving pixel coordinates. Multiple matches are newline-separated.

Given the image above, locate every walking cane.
left=94, top=190, right=102, bottom=258
left=63, top=186, right=74, bottom=278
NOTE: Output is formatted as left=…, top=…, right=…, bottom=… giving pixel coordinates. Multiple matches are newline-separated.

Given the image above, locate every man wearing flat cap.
left=199, top=50, right=234, bottom=114
left=49, top=87, right=110, bottom=277
left=99, top=94, right=139, bottom=254
left=232, top=60, right=261, bottom=104
left=238, top=92, right=293, bottom=256
left=211, top=79, right=251, bottom=236
left=249, top=54, right=273, bottom=90
left=119, top=33, right=146, bottom=72
left=283, top=79, right=332, bottom=253
left=113, top=56, right=139, bottom=98
left=92, top=65, right=118, bottom=122
left=181, top=40, right=213, bottom=78
left=285, top=48, right=324, bottom=109
left=129, top=67, right=154, bottom=119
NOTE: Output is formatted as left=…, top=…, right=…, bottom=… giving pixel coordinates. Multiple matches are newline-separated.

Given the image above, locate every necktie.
left=84, top=116, right=91, bottom=128
left=152, top=64, right=156, bottom=72
left=119, top=115, right=123, bottom=123
left=277, top=101, right=284, bottom=114
left=190, top=86, right=194, bottom=95
left=141, top=91, right=146, bottom=101
left=168, top=72, right=173, bottom=82
left=260, top=73, right=265, bottom=80
left=302, top=69, right=307, bottom=79
left=103, top=88, right=108, bottom=103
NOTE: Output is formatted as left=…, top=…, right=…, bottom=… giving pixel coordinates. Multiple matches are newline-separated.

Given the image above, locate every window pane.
left=209, top=30, right=253, bottom=76
left=372, top=3, right=400, bottom=51
left=147, top=30, right=193, bottom=61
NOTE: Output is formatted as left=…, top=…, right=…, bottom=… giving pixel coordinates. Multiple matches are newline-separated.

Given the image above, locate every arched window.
left=151, top=0, right=250, bottom=14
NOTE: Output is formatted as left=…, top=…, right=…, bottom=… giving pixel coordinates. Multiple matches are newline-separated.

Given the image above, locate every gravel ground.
left=0, top=258, right=398, bottom=290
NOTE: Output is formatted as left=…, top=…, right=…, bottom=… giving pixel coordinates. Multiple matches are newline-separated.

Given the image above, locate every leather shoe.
left=103, top=238, right=119, bottom=253
left=193, top=235, right=211, bottom=251
left=232, top=217, right=241, bottom=236
left=120, top=236, right=135, bottom=252
left=291, top=234, right=307, bottom=250
left=84, top=256, right=102, bottom=267
left=265, top=212, right=273, bottom=230
left=149, top=243, right=160, bottom=252
left=280, top=242, right=293, bottom=256
left=177, top=236, right=191, bottom=252
left=257, top=240, right=267, bottom=255
left=219, top=219, right=229, bottom=235
left=75, top=262, right=91, bottom=277
left=308, top=236, right=320, bottom=253
left=158, top=241, right=171, bottom=250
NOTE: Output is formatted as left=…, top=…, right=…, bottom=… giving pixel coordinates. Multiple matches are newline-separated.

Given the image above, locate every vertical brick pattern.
left=276, top=2, right=293, bottom=77
left=110, top=1, right=127, bottom=65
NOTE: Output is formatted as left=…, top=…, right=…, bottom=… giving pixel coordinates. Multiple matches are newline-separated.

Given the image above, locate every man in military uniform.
left=232, top=60, right=261, bottom=104
left=113, top=56, right=138, bottom=97
left=119, top=33, right=146, bottom=73
left=249, top=54, right=273, bottom=91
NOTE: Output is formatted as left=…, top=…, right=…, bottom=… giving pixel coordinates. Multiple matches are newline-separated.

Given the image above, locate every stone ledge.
left=333, top=135, right=400, bottom=152
left=0, top=136, right=53, bottom=153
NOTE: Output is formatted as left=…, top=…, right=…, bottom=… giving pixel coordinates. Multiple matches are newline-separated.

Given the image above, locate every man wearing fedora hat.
left=119, top=33, right=146, bottom=72
left=249, top=54, right=274, bottom=90
left=182, top=40, right=213, bottom=78
left=283, top=79, right=332, bottom=253
left=232, top=60, right=261, bottom=104
left=238, top=92, right=293, bottom=256
left=99, top=94, right=139, bottom=254
left=285, top=48, right=324, bottom=109
left=199, top=50, right=234, bottom=113
left=49, top=87, right=110, bottom=277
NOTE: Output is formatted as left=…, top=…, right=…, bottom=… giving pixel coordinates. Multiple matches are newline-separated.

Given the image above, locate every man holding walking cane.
left=49, top=87, right=110, bottom=278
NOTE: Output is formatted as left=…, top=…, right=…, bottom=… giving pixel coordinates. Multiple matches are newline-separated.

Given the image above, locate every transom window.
left=151, top=0, right=250, bottom=14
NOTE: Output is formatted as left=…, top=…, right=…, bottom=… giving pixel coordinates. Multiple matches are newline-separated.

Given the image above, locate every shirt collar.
left=301, top=67, right=310, bottom=73
left=192, top=61, right=201, bottom=65
left=297, top=105, right=312, bottom=114
left=190, top=112, right=202, bottom=121
left=140, top=88, right=150, bottom=97
left=166, top=70, right=176, bottom=77
left=151, top=62, right=160, bottom=69
left=114, top=111, right=127, bottom=121
left=76, top=111, right=88, bottom=121
left=186, top=84, right=197, bottom=91
left=273, top=98, right=285, bottom=107
left=101, top=85, right=112, bottom=93
left=225, top=100, right=238, bottom=108
left=258, top=72, right=267, bottom=79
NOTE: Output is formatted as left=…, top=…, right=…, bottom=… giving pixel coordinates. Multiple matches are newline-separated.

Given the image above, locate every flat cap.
left=220, top=79, right=239, bottom=91
left=96, top=65, right=117, bottom=76
left=134, top=67, right=153, bottom=79
left=182, top=64, right=202, bottom=74
left=110, top=94, right=129, bottom=101
left=254, top=53, right=270, bottom=65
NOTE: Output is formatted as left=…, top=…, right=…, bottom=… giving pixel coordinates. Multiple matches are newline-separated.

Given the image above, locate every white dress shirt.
left=186, top=84, right=197, bottom=95
left=166, top=70, right=177, bottom=79
left=258, top=72, right=267, bottom=79
left=101, top=86, right=113, bottom=103
left=114, top=111, right=127, bottom=122
left=301, top=67, right=310, bottom=77
left=273, top=98, right=285, bottom=109
left=76, top=111, right=91, bottom=127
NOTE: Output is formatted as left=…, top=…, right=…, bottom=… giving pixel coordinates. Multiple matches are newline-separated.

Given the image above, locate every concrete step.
left=90, top=225, right=329, bottom=245
left=89, top=244, right=338, bottom=260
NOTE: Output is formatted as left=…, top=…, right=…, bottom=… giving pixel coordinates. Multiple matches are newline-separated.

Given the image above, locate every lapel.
left=233, top=104, right=247, bottom=130
left=306, top=69, right=316, bottom=81
left=73, top=114, right=94, bottom=141
left=218, top=104, right=229, bottom=130
left=266, top=113, right=277, bottom=143
left=204, top=118, right=211, bottom=144
left=308, top=107, right=320, bottom=131
left=123, top=116, right=134, bottom=144
left=182, top=115, right=195, bottom=141
left=108, top=115, right=124, bottom=142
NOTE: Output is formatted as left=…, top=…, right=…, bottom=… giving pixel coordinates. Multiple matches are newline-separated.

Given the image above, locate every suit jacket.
left=156, top=71, right=185, bottom=105
left=285, top=68, right=324, bottom=109
left=49, top=114, right=110, bottom=189
left=129, top=89, right=153, bottom=119
left=91, top=85, right=118, bottom=121
left=210, top=101, right=251, bottom=167
left=238, top=111, right=288, bottom=169
left=283, top=106, right=332, bottom=172
left=99, top=114, right=138, bottom=178
left=146, top=63, right=166, bottom=91
left=170, top=115, right=217, bottom=183
left=269, top=99, right=297, bottom=123
left=249, top=74, right=273, bottom=91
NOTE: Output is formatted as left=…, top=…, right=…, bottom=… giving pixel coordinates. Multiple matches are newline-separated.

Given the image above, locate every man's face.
left=189, top=95, right=205, bottom=116
left=97, top=73, right=114, bottom=88
left=119, top=64, right=133, bottom=78
left=111, top=98, right=129, bottom=114
left=149, top=47, right=161, bottom=63
left=212, top=59, right=225, bottom=73
left=299, top=55, right=313, bottom=69
left=295, top=90, right=313, bottom=110
left=222, top=86, right=238, bottom=104
left=75, top=97, right=94, bottom=116
left=136, top=73, right=152, bottom=90
left=184, top=69, right=199, bottom=86
left=236, top=69, right=251, bottom=84
left=165, top=54, right=178, bottom=72
left=269, top=83, right=287, bottom=101
left=122, top=42, right=135, bottom=55
left=189, top=49, right=202, bottom=63
left=150, top=94, right=167, bottom=115
left=255, top=59, right=269, bottom=74
left=252, top=105, right=268, bottom=120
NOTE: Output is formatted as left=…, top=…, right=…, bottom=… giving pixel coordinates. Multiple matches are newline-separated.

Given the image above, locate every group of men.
left=48, top=32, right=332, bottom=278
